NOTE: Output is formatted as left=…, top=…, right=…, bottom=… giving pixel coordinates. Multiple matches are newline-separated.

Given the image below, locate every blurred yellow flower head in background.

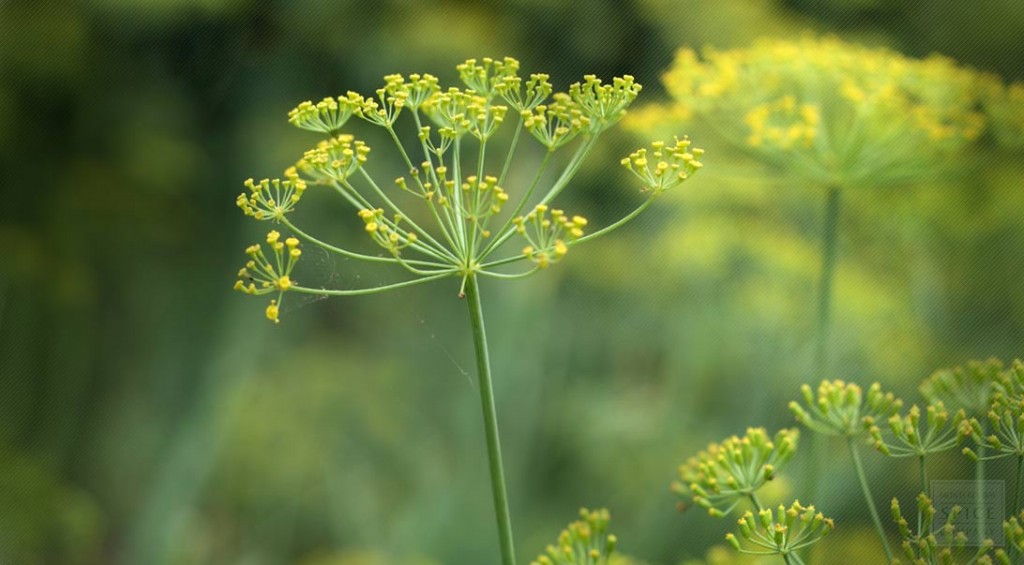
left=634, top=35, right=1024, bottom=188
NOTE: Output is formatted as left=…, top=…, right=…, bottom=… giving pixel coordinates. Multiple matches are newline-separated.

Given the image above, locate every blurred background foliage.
left=1, top=0, right=1023, bottom=563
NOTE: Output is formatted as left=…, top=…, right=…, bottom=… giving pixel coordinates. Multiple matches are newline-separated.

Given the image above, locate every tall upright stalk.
left=464, top=274, right=516, bottom=565
left=848, top=437, right=893, bottom=562
left=808, top=186, right=842, bottom=503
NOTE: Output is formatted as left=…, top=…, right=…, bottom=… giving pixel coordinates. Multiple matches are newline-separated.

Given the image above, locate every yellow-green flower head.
left=621, top=137, right=704, bottom=194
left=287, top=92, right=363, bottom=134
left=920, top=358, right=1004, bottom=416
left=236, top=177, right=307, bottom=221
left=296, top=134, right=370, bottom=183
left=523, top=94, right=590, bottom=150
left=654, top=35, right=999, bottom=187
left=673, top=428, right=799, bottom=517
left=389, top=72, right=440, bottom=111
left=963, top=395, right=1024, bottom=461
left=529, top=508, right=617, bottom=565
left=869, top=402, right=967, bottom=458
left=514, top=204, right=587, bottom=269
left=993, top=359, right=1024, bottom=404
left=458, top=56, right=519, bottom=100
left=996, top=510, right=1024, bottom=562
left=356, top=207, right=419, bottom=256
left=354, top=76, right=407, bottom=127
left=726, top=501, right=834, bottom=559
left=233, top=231, right=301, bottom=323
left=496, top=71, right=552, bottom=112
left=569, top=74, right=642, bottom=133
left=422, top=87, right=476, bottom=137
left=789, top=380, right=902, bottom=437
left=890, top=494, right=993, bottom=564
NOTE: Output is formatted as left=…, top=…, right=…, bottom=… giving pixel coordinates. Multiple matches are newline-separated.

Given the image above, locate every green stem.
left=976, top=445, right=986, bottom=544
left=918, top=455, right=927, bottom=537
left=848, top=437, right=893, bottom=561
left=808, top=186, right=842, bottom=506
left=815, top=185, right=841, bottom=381
left=464, top=274, right=516, bottom=565
left=1015, top=454, right=1023, bottom=515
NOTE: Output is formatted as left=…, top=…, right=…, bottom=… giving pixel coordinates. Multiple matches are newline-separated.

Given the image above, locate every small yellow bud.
left=266, top=301, right=280, bottom=323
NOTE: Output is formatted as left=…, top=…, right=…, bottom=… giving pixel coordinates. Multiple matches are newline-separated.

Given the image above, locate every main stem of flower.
left=464, top=273, right=516, bottom=565
left=847, top=436, right=893, bottom=561
left=808, top=186, right=842, bottom=506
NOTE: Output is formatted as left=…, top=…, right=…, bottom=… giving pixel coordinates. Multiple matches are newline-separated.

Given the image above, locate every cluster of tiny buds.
left=673, top=427, right=799, bottom=517
left=529, top=508, right=617, bottom=565
left=745, top=96, right=820, bottom=149
left=287, top=92, right=363, bottom=134
left=569, top=74, right=642, bottom=131
left=963, top=394, right=1024, bottom=461
left=726, top=501, right=834, bottom=557
left=523, top=94, right=591, bottom=149
left=236, top=177, right=307, bottom=221
left=869, top=402, right=968, bottom=458
left=891, top=494, right=994, bottom=564
left=233, top=230, right=302, bottom=323
left=298, top=134, right=371, bottom=183
left=790, top=380, right=903, bottom=437
left=357, top=208, right=418, bottom=254
left=514, top=205, right=587, bottom=269
left=621, top=137, right=704, bottom=194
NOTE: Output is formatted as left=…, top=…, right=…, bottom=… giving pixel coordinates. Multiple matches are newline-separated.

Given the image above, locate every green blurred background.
left=2, top=1, right=1024, bottom=563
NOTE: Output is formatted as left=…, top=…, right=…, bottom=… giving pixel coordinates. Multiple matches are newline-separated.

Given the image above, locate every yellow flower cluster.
left=287, top=93, right=363, bottom=134
left=726, top=501, right=834, bottom=558
left=296, top=134, right=370, bottom=183
left=357, top=208, right=419, bottom=255
left=421, top=87, right=509, bottom=140
left=649, top=35, right=1001, bottom=186
left=891, top=494, right=993, bottom=564
left=529, top=508, right=617, bottom=565
left=523, top=93, right=591, bottom=150
left=673, top=428, right=799, bottom=517
left=236, top=177, right=307, bottom=221
left=745, top=96, right=819, bottom=149
left=569, top=74, right=642, bottom=133
left=457, top=56, right=520, bottom=100
left=789, top=380, right=903, bottom=437
left=621, top=136, right=704, bottom=194
left=514, top=205, right=587, bottom=268
left=868, top=402, right=967, bottom=458
left=495, top=70, right=552, bottom=112
left=458, top=175, right=509, bottom=226
left=233, top=230, right=302, bottom=323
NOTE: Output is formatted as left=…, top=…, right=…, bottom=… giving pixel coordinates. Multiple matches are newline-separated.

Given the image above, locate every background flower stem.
left=809, top=186, right=842, bottom=507
left=465, top=274, right=517, bottom=565
left=848, top=436, right=893, bottom=561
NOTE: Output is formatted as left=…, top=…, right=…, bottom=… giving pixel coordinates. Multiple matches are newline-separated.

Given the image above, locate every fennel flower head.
left=635, top=35, right=1023, bottom=188
left=230, top=57, right=703, bottom=323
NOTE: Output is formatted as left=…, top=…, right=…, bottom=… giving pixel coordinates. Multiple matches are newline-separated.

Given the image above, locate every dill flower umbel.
left=530, top=508, right=618, bottom=565
left=643, top=35, right=1003, bottom=187
left=228, top=56, right=702, bottom=565
left=231, top=56, right=702, bottom=323
left=869, top=402, right=968, bottom=459
left=673, top=428, right=799, bottom=517
left=890, top=494, right=995, bottom=565
left=726, top=501, right=834, bottom=561
left=789, top=380, right=902, bottom=438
